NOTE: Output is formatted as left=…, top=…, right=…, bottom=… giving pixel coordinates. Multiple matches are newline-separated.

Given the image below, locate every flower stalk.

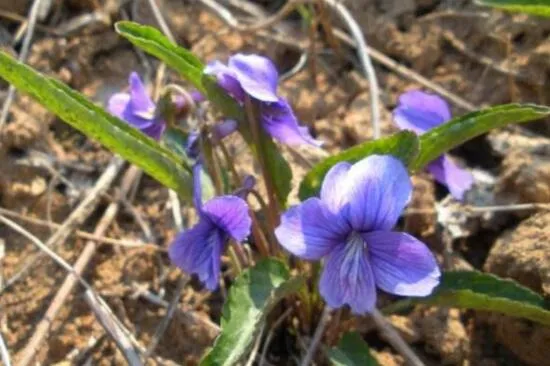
left=244, top=97, right=281, bottom=230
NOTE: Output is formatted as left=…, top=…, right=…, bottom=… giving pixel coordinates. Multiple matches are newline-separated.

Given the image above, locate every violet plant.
left=1, top=16, right=550, bottom=365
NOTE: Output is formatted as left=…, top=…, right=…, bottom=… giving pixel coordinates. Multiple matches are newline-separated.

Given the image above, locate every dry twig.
left=441, top=30, right=534, bottom=84
left=1, top=156, right=125, bottom=293
left=15, top=164, right=142, bottom=366
left=136, top=286, right=221, bottom=335
left=260, top=307, right=293, bottom=366
left=322, top=0, right=380, bottom=138
left=84, top=290, right=143, bottom=365
left=144, top=276, right=189, bottom=358
left=0, top=331, right=11, bottom=366
left=0, top=207, right=162, bottom=250
left=370, top=308, right=425, bottom=366
left=300, top=305, right=331, bottom=366
left=246, top=323, right=266, bottom=366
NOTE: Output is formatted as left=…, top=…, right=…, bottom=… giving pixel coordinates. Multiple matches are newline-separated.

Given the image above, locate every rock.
left=418, top=308, right=470, bottom=364
left=484, top=212, right=550, bottom=365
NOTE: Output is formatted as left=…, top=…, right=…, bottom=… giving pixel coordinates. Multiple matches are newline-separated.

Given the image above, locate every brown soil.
left=1, top=0, right=550, bottom=365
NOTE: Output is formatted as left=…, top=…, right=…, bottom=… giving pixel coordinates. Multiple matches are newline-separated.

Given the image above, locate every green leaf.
left=200, top=259, right=305, bottom=366
left=0, top=51, right=193, bottom=199
left=328, top=332, right=379, bottom=366
left=423, top=271, right=550, bottom=325
left=115, top=21, right=205, bottom=91
left=475, top=0, right=550, bottom=16
left=298, top=131, right=419, bottom=201
left=411, top=104, right=550, bottom=170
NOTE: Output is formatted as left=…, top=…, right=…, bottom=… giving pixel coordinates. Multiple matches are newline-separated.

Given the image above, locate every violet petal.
left=128, top=72, right=155, bottom=114
left=393, top=90, right=451, bottom=134
left=319, top=242, right=377, bottom=314
left=186, top=132, right=201, bottom=161
left=320, top=162, right=352, bottom=214
left=364, top=231, right=440, bottom=297
left=168, top=220, right=223, bottom=290
left=212, top=119, right=238, bottom=141
left=228, top=54, right=279, bottom=103
left=343, top=155, right=412, bottom=232
left=108, top=93, right=130, bottom=118
left=261, top=98, right=322, bottom=146
left=275, top=198, right=348, bottom=260
left=426, top=155, right=474, bottom=201
left=204, top=60, right=246, bottom=102
left=202, top=195, right=251, bottom=242
left=140, top=121, right=165, bottom=140
left=192, top=163, right=203, bottom=210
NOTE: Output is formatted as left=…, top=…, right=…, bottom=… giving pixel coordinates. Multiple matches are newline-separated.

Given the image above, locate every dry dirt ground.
left=1, top=0, right=550, bottom=365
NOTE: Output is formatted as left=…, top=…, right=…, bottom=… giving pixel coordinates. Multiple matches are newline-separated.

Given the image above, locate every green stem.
left=228, top=244, right=243, bottom=275
left=200, top=130, right=224, bottom=195
left=243, top=98, right=280, bottom=232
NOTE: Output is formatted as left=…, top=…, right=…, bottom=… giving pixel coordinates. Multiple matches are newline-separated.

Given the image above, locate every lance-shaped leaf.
left=475, top=0, right=550, bottom=16
left=395, top=271, right=550, bottom=326
left=328, top=332, right=379, bottom=366
left=115, top=21, right=205, bottom=91
left=200, top=259, right=305, bottom=366
left=0, top=51, right=193, bottom=200
left=411, top=104, right=550, bottom=170
left=298, top=131, right=419, bottom=201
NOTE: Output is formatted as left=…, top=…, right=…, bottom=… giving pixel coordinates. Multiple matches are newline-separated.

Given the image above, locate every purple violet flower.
left=204, top=53, right=322, bottom=147
left=108, top=72, right=166, bottom=140
left=275, top=155, right=441, bottom=314
left=168, top=164, right=251, bottom=290
left=393, top=90, right=474, bottom=200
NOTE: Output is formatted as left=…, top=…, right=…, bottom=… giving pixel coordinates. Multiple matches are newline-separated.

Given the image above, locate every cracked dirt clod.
left=496, top=149, right=550, bottom=204
left=485, top=212, right=550, bottom=298
left=484, top=212, right=550, bottom=366
left=418, top=308, right=470, bottom=365
left=280, top=69, right=355, bottom=123
left=0, top=105, right=45, bottom=150
left=315, top=90, right=396, bottom=153
left=371, top=349, right=404, bottom=366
